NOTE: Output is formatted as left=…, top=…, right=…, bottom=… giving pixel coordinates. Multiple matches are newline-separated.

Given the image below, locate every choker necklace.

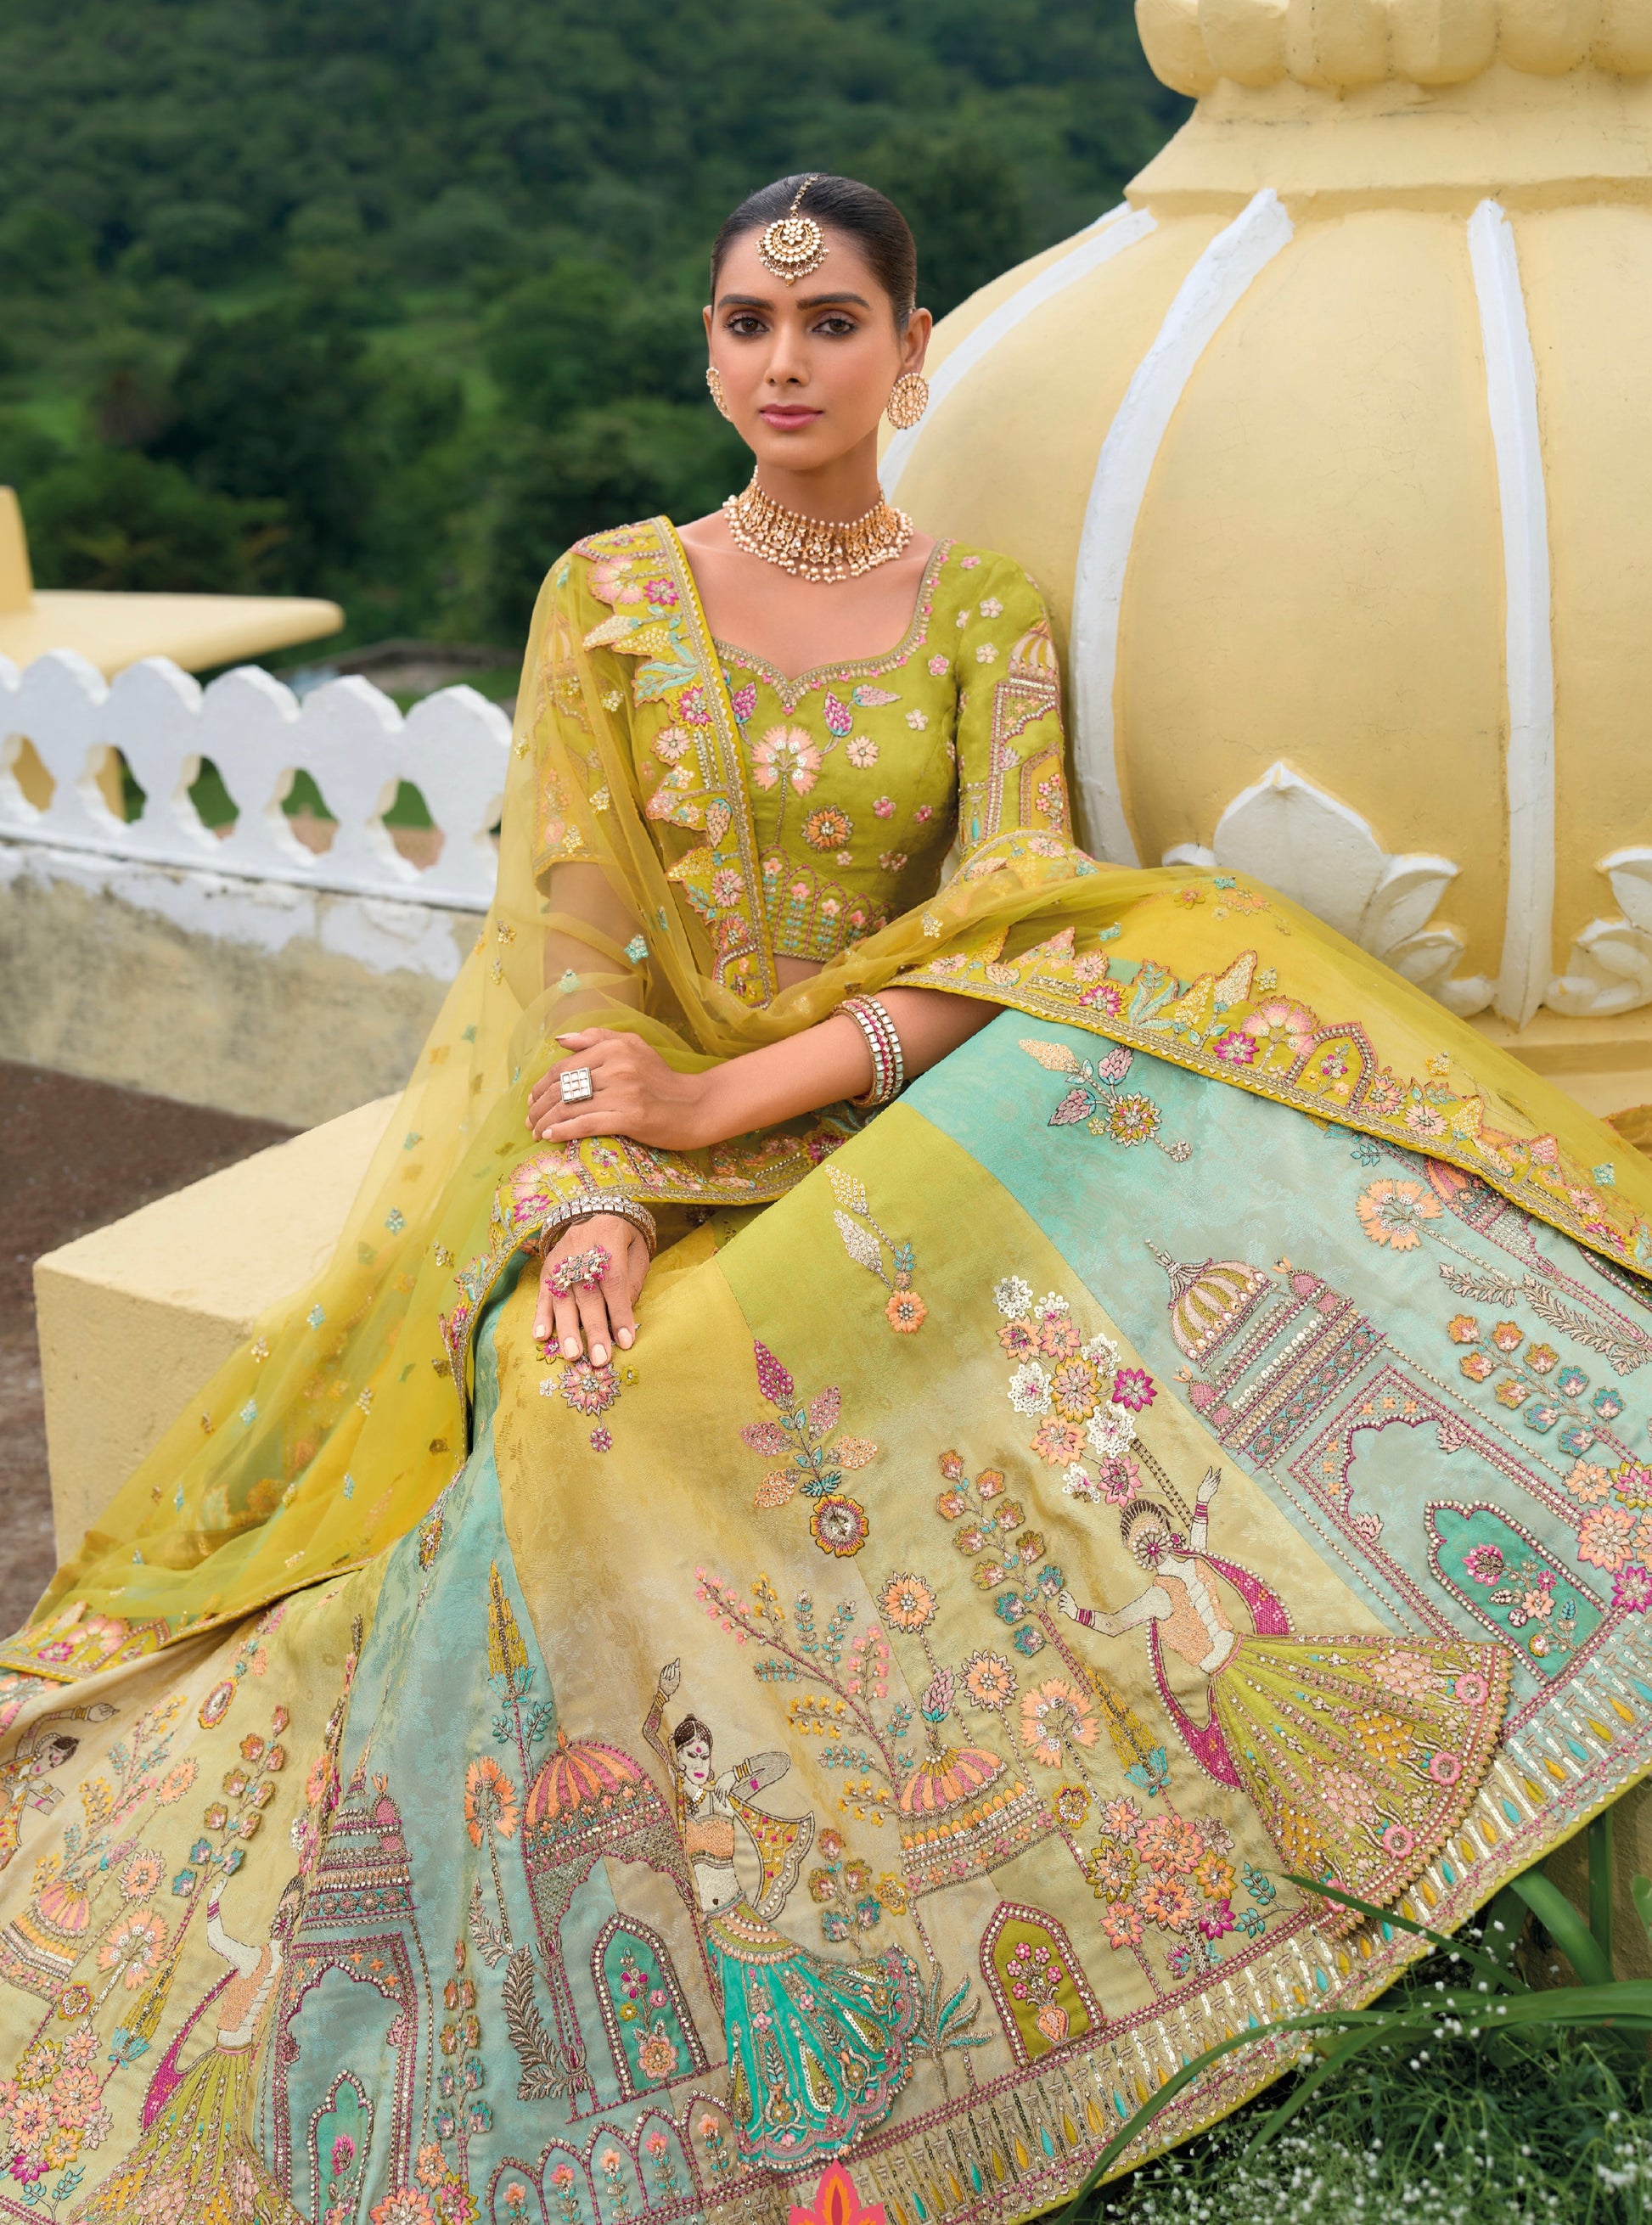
left=723, top=476, right=913, bottom=582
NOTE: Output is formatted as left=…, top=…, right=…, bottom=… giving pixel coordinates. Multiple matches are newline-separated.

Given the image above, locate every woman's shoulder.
left=936, top=538, right=1052, bottom=613
left=543, top=517, right=677, bottom=599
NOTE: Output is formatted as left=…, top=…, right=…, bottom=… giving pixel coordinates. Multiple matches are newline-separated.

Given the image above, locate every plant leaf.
left=834, top=1436, right=878, bottom=1471
left=754, top=1469, right=797, bottom=1509
left=1049, top=1085, right=1098, bottom=1127
left=807, top=1385, right=841, bottom=1434
left=1019, top=1037, right=1083, bottom=1075
left=834, top=1211, right=885, bottom=1278
left=739, top=1420, right=789, bottom=1455
left=826, top=1165, right=868, bottom=1216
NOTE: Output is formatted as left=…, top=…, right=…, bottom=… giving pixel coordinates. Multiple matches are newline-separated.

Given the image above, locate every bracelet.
left=842, top=994, right=906, bottom=1110
left=535, top=1192, right=658, bottom=1259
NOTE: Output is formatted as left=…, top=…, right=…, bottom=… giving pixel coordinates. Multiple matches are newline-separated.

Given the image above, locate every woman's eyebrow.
left=797, top=291, right=871, bottom=309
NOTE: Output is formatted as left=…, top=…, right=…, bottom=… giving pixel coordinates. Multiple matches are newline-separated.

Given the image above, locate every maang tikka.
left=757, top=175, right=829, bottom=286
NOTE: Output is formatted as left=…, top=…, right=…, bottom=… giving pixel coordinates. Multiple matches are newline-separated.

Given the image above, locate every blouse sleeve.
left=950, top=557, right=1071, bottom=862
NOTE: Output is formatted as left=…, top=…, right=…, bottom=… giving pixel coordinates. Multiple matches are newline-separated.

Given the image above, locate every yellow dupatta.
left=8, top=515, right=1651, bottom=1683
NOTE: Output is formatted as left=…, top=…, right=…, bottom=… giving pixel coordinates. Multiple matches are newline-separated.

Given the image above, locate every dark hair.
left=672, top=1712, right=715, bottom=1759
left=38, top=1733, right=79, bottom=1769
left=711, top=174, right=918, bottom=330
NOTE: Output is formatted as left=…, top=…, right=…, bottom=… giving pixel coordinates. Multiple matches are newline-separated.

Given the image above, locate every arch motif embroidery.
left=980, top=1901, right=1103, bottom=2067
left=590, top=1912, right=708, bottom=2099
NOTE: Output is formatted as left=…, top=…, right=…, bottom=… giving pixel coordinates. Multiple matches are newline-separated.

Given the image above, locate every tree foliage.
left=0, top=0, right=1185, bottom=644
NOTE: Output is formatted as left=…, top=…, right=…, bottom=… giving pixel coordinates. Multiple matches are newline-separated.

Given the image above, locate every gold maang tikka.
left=757, top=175, right=828, bottom=286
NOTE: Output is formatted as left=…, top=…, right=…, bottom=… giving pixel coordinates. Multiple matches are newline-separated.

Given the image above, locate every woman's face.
left=680, top=1736, right=713, bottom=1793
left=705, top=227, right=930, bottom=478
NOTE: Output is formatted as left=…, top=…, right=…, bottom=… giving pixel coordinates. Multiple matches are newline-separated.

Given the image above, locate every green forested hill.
left=0, top=0, right=1183, bottom=647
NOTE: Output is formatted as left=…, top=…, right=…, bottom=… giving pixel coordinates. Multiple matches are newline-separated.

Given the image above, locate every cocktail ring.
left=559, top=1066, right=594, bottom=1104
left=547, top=1244, right=610, bottom=1297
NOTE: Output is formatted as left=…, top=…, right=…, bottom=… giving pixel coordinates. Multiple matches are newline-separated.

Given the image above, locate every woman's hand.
left=533, top=1213, right=650, bottom=1363
left=527, top=1029, right=713, bottom=1151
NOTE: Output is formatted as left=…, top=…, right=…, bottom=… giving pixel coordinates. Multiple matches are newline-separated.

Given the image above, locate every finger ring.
left=559, top=1066, right=594, bottom=1104
left=548, top=1244, right=610, bottom=1297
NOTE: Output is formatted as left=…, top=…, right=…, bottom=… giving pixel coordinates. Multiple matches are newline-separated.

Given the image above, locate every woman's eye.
left=815, top=315, right=857, bottom=336
left=727, top=315, right=765, bottom=336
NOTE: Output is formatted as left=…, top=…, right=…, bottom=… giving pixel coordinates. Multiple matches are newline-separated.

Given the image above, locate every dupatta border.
left=895, top=933, right=1652, bottom=1284
left=654, top=518, right=779, bottom=1009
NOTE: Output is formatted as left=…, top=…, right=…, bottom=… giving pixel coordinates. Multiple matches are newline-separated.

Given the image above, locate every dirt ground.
left=0, top=1061, right=294, bottom=1638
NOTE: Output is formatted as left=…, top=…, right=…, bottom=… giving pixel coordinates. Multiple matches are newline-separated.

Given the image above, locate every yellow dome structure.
left=885, top=4, right=1652, bottom=1112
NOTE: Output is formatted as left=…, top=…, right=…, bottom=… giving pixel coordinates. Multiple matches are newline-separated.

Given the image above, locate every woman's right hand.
left=534, top=1213, right=650, bottom=1365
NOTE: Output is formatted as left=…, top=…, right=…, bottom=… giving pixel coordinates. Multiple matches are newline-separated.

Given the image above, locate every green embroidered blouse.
left=548, top=520, right=1070, bottom=978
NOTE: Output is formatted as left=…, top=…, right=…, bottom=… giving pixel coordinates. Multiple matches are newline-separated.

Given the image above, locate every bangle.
left=842, top=994, right=906, bottom=1110
left=535, top=1192, right=658, bottom=1259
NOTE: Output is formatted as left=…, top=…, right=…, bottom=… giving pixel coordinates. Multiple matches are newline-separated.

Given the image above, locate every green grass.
left=1093, top=1952, right=1652, bottom=2225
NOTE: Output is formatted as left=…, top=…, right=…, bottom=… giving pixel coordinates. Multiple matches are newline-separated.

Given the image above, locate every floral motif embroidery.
left=1020, top=1037, right=1191, bottom=1162
left=736, top=1343, right=879, bottom=1554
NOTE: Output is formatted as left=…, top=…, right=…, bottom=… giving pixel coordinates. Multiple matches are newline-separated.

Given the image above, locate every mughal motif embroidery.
left=980, top=1902, right=1101, bottom=2065
left=961, top=617, right=1066, bottom=855
left=641, top=1655, right=924, bottom=2167
left=592, top=1913, right=707, bottom=2099
left=1055, top=1467, right=1508, bottom=1918
left=827, top=1167, right=925, bottom=1334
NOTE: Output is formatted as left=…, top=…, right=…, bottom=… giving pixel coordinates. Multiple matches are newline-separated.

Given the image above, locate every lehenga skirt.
left=3, top=1012, right=1651, bottom=2224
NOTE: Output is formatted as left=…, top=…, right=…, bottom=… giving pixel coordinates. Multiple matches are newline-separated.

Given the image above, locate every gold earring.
left=885, top=371, right=929, bottom=431
left=706, top=366, right=732, bottom=420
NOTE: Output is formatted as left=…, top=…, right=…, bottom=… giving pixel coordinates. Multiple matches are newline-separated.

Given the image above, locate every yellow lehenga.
left=3, top=516, right=1652, bottom=2222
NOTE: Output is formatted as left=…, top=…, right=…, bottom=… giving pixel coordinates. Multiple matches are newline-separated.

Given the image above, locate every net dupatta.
left=8, top=518, right=1652, bottom=1683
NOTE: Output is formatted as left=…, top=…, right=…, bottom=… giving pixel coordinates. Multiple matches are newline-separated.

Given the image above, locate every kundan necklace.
left=723, top=475, right=913, bottom=582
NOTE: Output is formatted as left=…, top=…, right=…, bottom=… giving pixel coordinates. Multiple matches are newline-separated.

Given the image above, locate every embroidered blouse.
left=544, top=520, right=1070, bottom=974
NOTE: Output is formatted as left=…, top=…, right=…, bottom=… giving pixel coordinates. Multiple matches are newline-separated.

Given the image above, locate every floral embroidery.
left=828, top=1168, right=925, bottom=1334
left=737, top=1341, right=879, bottom=1556
left=1020, top=1037, right=1191, bottom=1162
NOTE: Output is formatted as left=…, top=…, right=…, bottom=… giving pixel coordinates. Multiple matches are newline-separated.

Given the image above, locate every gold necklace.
left=723, top=475, right=913, bottom=582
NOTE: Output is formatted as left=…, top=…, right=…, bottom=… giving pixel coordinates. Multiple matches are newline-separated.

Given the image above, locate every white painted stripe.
left=1070, top=189, right=1295, bottom=865
left=880, top=203, right=1156, bottom=497
left=1467, top=199, right=1556, bottom=1030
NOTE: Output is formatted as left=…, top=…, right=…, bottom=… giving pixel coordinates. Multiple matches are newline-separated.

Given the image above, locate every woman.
left=3, top=171, right=1651, bottom=2223
left=1055, top=1471, right=1509, bottom=1916
left=641, top=1657, right=920, bottom=2166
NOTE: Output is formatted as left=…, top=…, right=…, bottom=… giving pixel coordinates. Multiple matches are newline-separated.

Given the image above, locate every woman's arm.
left=1055, top=1587, right=1165, bottom=1638
left=526, top=988, right=999, bottom=1363
left=525, top=986, right=1000, bottom=1152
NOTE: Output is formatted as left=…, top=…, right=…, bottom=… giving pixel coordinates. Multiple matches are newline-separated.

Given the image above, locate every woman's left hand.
left=527, top=1028, right=714, bottom=1150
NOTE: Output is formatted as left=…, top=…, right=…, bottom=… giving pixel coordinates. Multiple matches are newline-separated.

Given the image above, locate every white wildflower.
left=993, top=1276, right=1032, bottom=1318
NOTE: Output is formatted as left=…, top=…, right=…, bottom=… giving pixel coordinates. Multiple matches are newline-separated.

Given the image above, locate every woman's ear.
left=902, top=306, right=933, bottom=377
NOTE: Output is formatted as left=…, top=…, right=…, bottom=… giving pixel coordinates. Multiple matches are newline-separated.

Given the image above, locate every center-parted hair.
left=711, top=174, right=918, bottom=330
left=672, top=1712, right=715, bottom=1760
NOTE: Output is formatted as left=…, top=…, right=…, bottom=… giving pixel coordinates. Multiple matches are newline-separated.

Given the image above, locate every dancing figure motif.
left=0, top=1702, right=115, bottom=1872
left=1058, top=1469, right=1509, bottom=1909
left=643, top=1660, right=919, bottom=2167
left=80, top=1874, right=302, bottom=2223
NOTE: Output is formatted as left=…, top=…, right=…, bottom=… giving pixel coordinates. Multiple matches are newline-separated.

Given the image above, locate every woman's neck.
left=753, top=438, right=885, bottom=521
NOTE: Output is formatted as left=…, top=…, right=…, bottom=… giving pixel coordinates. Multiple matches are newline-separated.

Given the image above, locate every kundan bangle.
left=536, top=1192, right=658, bottom=1259
left=842, top=994, right=906, bottom=1110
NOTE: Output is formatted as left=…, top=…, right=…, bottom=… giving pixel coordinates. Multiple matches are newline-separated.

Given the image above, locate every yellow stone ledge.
left=34, top=1092, right=396, bottom=1564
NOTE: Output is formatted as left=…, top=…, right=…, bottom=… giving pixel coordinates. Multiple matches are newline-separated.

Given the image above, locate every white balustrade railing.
left=0, top=649, right=511, bottom=913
